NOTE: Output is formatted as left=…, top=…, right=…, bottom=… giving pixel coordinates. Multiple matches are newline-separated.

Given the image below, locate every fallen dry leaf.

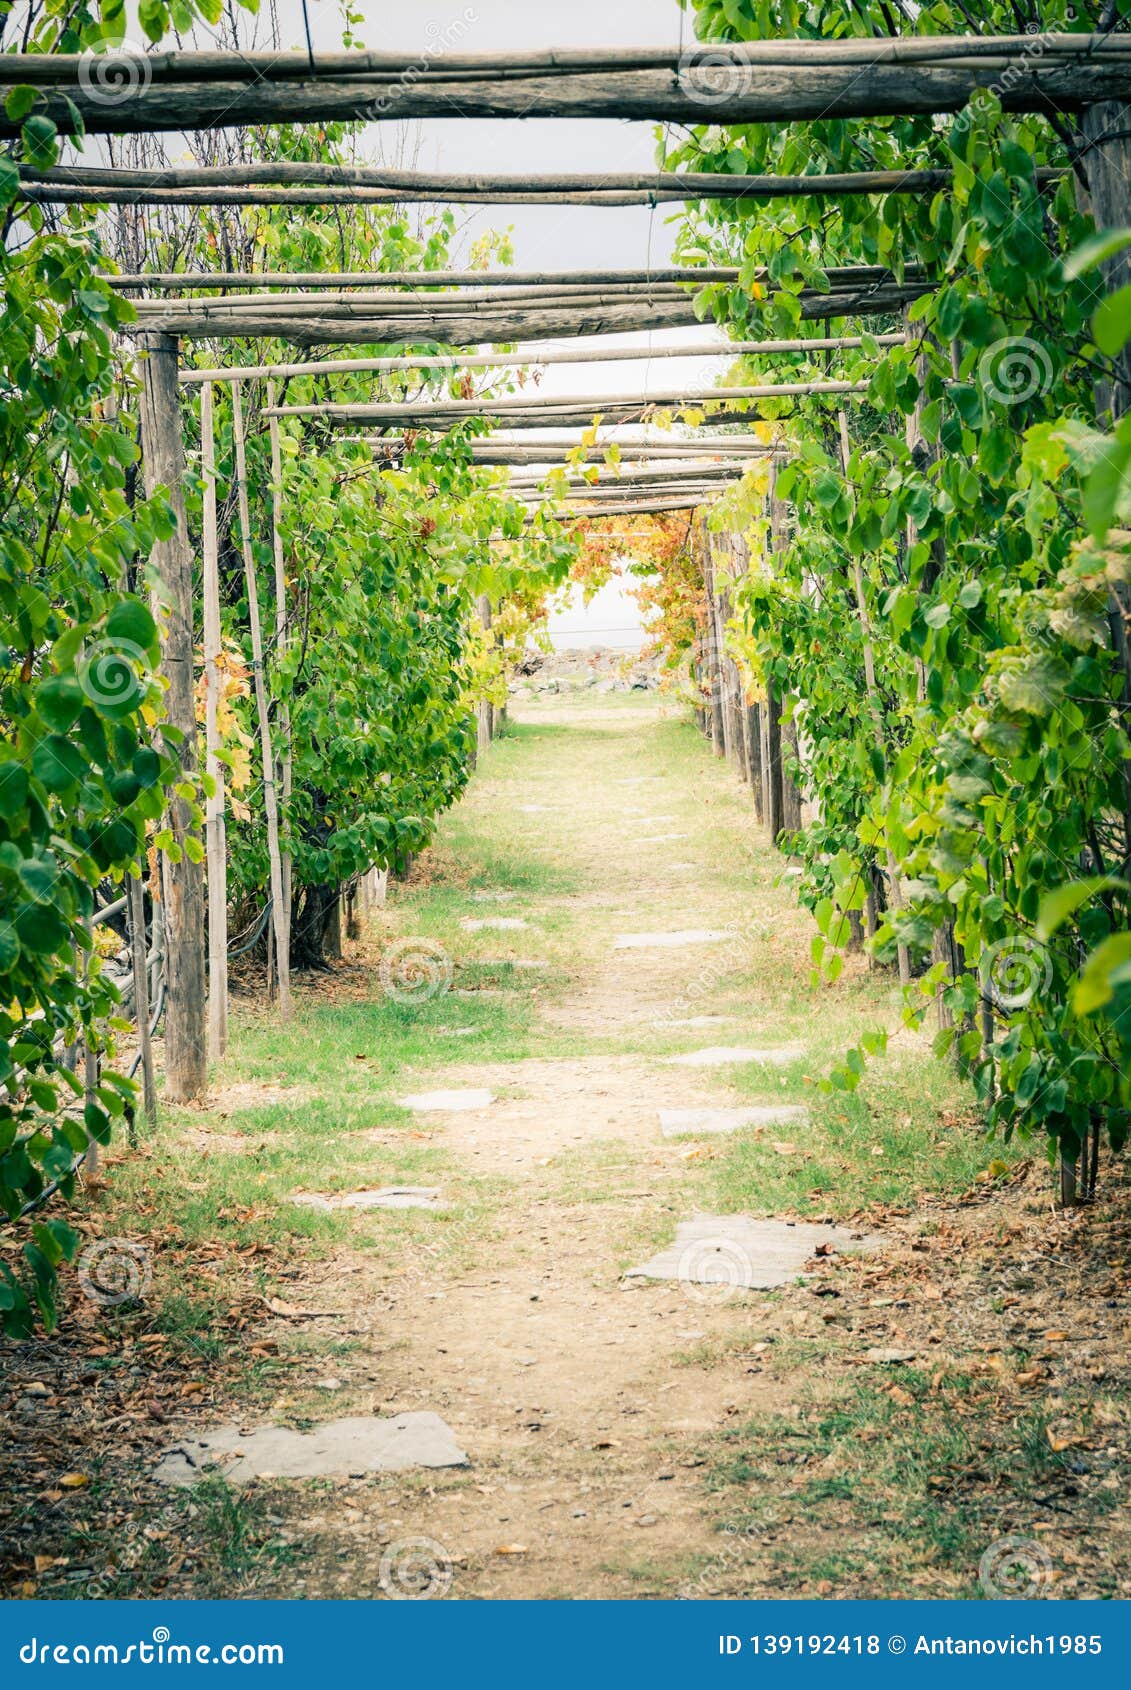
left=493, top=1544, right=528, bottom=1556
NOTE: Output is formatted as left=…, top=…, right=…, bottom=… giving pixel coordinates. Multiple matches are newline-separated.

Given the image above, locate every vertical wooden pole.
left=201, top=382, right=228, bottom=1062
left=700, top=519, right=725, bottom=756
left=838, top=411, right=911, bottom=987
left=231, top=381, right=292, bottom=1020
left=81, top=917, right=100, bottom=1178
left=762, top=684, right=785, bottom=842
left=747, top=702, right=764, bottom=821
left=1065, top=105, right=1131, bottom=1202
left=266, top=381, right=294, bottom=961
left=477, top=593, right=493, bottom=757
left=139, top=333, right=207, bottom=1102
left=127, top=870, right=157, bottom=1129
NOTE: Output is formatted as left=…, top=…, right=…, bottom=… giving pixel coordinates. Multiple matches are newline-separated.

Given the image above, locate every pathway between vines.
left=18, top=689, right=1124, bottom=1601
left=223, top=687, right=1066, bottom=1600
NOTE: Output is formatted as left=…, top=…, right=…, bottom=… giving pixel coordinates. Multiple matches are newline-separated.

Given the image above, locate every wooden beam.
left=125, top=282, right=932, bottom=346
left=200, top=380, right=228, bottom=1063
left=266, top=380, right=294, bottom=972
left=115, top=266, right=737, bottom=291
left=138, top=333, right=207, bottom=1103
left=148, top=283, right=696, bottom=311
left=179, top=333, right=904, bottom=386
left=19, top=164, right=1068, bottom=209
left=231, top=383, right=291, bottom=1021
left=4, top=37, right=1130, bottom=83
left=266, top=380, right=866, bottom=424
left=6, top=38, right=1131, bottom=134
left=128, top=298, right=705, bottom=347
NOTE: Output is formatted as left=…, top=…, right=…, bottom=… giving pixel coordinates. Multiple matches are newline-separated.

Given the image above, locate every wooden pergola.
left=38, top=28, right=1130, bottom=1114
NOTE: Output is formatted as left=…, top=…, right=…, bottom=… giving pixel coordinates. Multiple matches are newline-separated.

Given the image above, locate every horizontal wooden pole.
left=506, top=473, right=753, bottom=492
left=139, top=283, right=696, bottom=314
left=179, top=332, right=904, bottom=385
left=112, top=265, right=737, bottom=292
left=339, top=432, right=779, bottom=457
left=6, top=38, right=1131, bottom=135
left=4, top=37, right=1130, bottom=84
left=20, top=164, right=1067, bottom=209
left=5, top=66, right=1129, bottom=136
left=267, top=380, right=867, bottom=423
left=125, top=283, right=928, bottom=345
left=528, top=496, right=728, bottom=520
left=126, top=299, right=707, bottom=347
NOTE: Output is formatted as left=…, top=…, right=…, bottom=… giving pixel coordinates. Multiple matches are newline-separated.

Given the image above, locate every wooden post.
left=1065, top=104, right=1131, bottom=1202
left=127, top=869, right=157, bottom=1130
left=762, top=685, right=785, bottom=842
left=200, top=381, right=228, bottom=1062
left=782, top=717, right=803, bottom=835
left=747, top=702, right=765, bottom=821
left=231, top=381, right=292, bottom=1019
left=477, top=593, right=493, bottom=756
left=699, top=519, right=725, bottom=756
left=139, top=332, right=207, bottom=1102
left=266, top=380, right=294, bottom=954
left=837, top=411, right=911, bottom=986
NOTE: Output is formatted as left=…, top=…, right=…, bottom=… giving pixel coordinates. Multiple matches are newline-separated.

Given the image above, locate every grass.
left=94, top=690, right=1015, bottom=1370
left=32, top=686, right=1088, bottom=1600
left=699, top=1360, right=1128, bottom=1598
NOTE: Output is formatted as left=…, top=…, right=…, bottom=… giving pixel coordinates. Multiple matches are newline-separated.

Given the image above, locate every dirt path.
left=11, top=691, right=1125, bottom=1603
left=270, top=693, right=861, bottom=1598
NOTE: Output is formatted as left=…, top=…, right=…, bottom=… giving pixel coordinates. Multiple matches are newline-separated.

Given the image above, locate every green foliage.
left=0, top=221, right=182, bottom=1332
left=669, top=0, right=1131, bottom=1171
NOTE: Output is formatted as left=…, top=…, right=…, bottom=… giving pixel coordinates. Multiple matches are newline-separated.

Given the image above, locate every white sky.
left=546, top=570, right=653, bottom=652
left=275, top=0, right=725, bottom=403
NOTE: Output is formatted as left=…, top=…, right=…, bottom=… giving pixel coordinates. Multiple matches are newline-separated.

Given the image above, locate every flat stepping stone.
left=625, top=1215, right=884, bottom=1292
left=479, top=958, right=549, bottom=970
left=153, top=1412, right=468, bottom=1487
left=639, top=833, right=687, bottom=844
left=461, top=916, right=529, bottom=932
left=664, top=1044, right=805, bottom=1068
left=658, top=1105, right=809, bottom=1138
left=656, top=1015, right=735, bottom=1029
left=291, top=1187, right=442, bottom=1212
left=614, top=929, right=731, bottom=950
left=399, top=1088, right=495, bottom=1112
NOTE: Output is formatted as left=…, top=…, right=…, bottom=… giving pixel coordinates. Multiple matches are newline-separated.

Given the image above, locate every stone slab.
left=614, top=929, right=731, bottom=950
left=153, top=1412, right=469, bottom=1486
left=663, top=1044, right=806, bottom=1068
left=399, top=1087, right=495, bottom=1112
left=654, top=1015, right=735, bottom=1030
left=291, top=1186, right=442, bottom=1212
left=462, top=916, right=530, bottom=932
left=625, top=1214, right=885, bottom=1292
left=658, top=1106, right=809, bottom=1138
